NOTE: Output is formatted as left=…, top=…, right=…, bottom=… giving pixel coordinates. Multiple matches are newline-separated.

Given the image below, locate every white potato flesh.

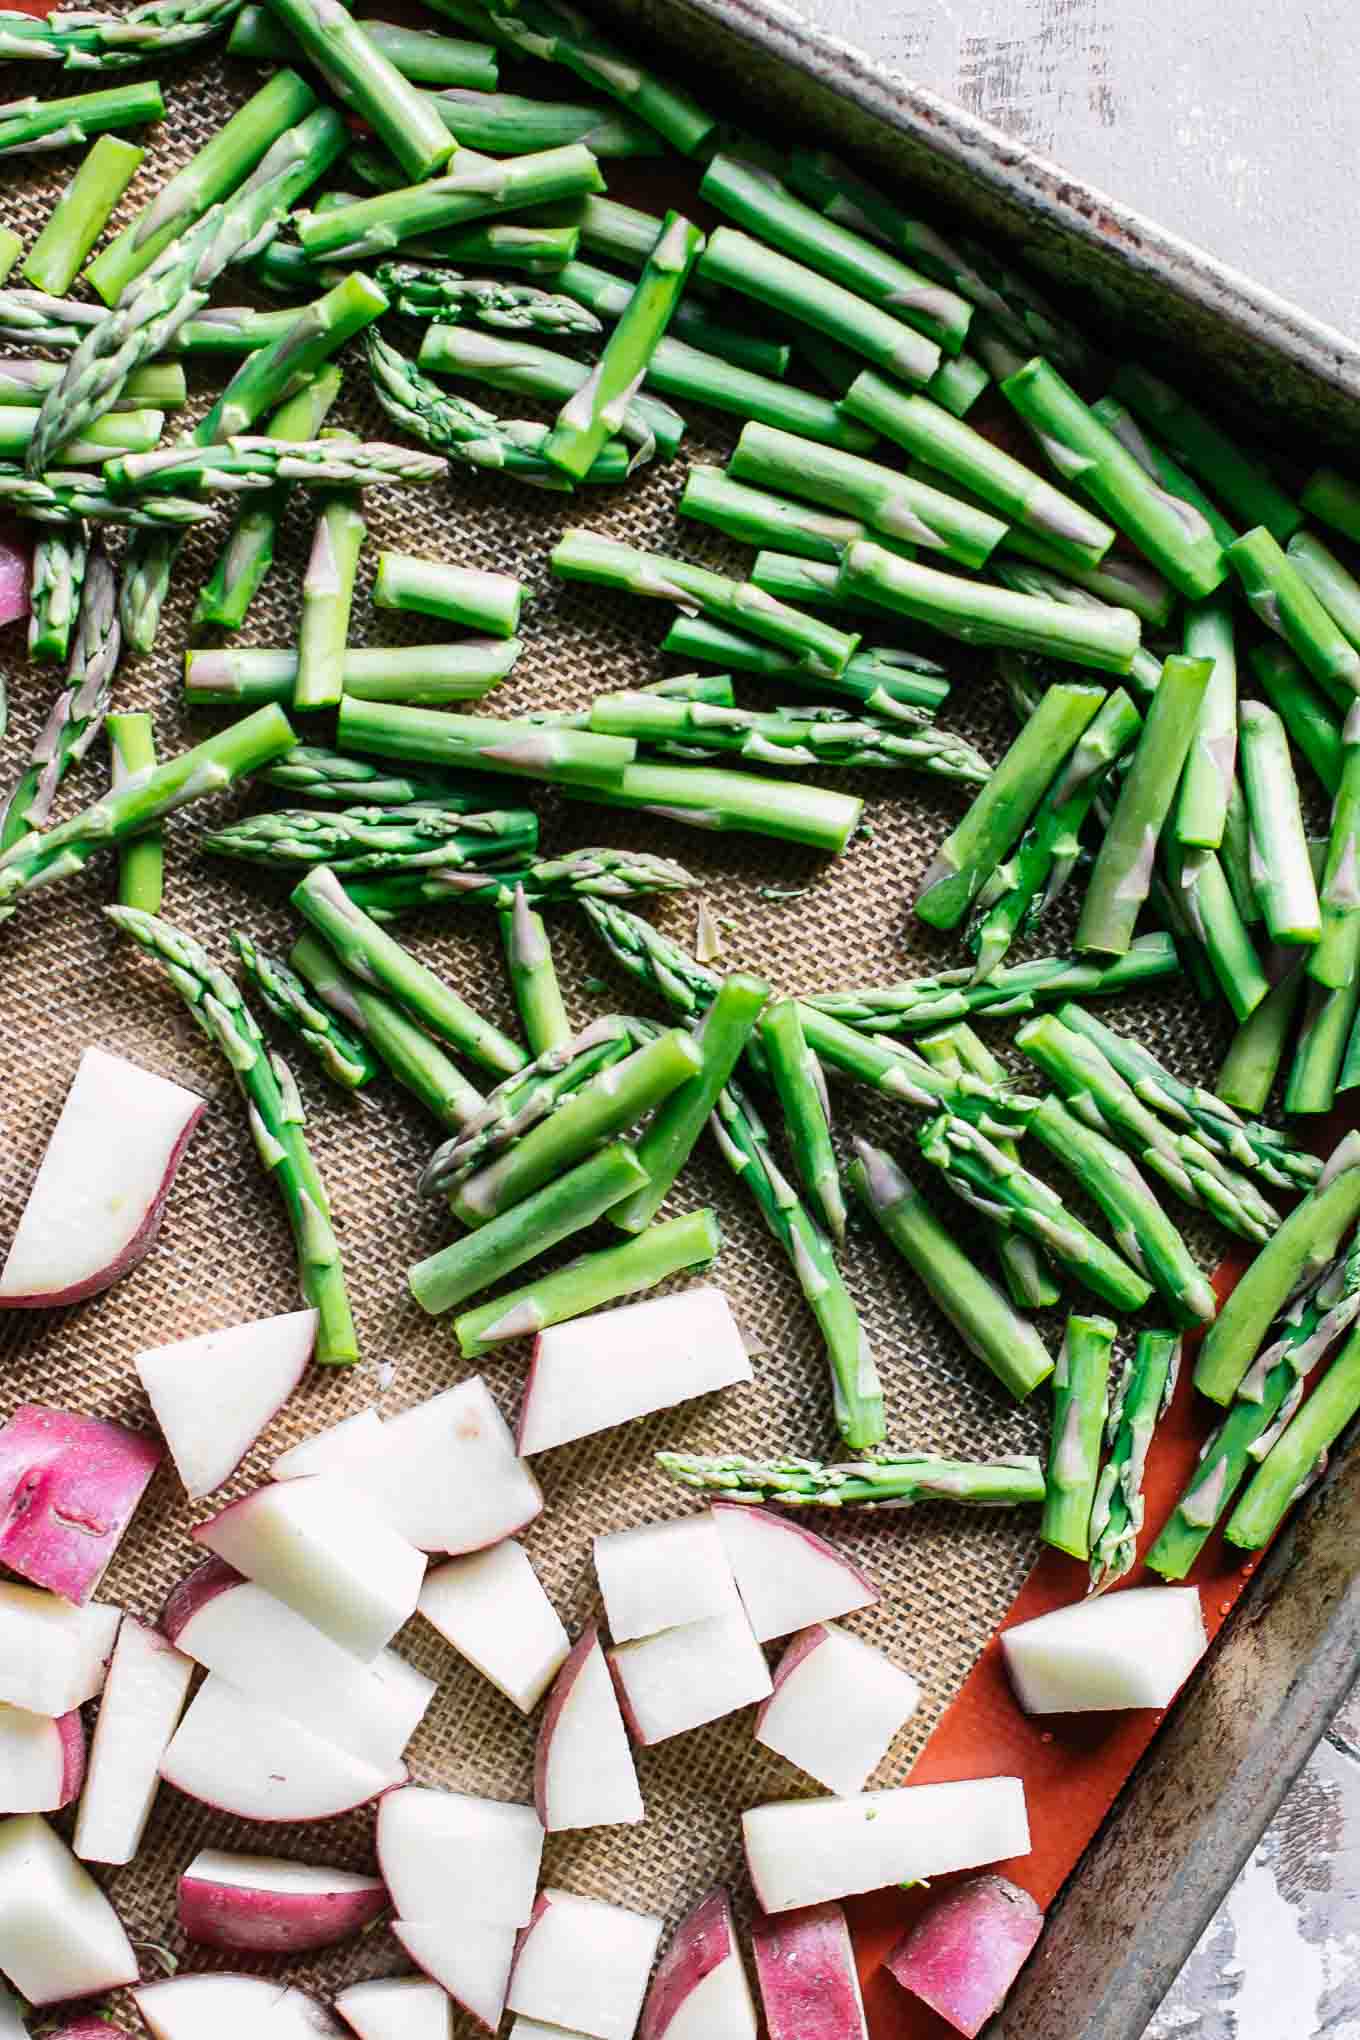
left=335, top=1978, right=451, bottom=2040
left=137, top=1309, right=316, bottom=1499
left=609, top=1609, right=772, bottom=1745
left=272, top=1408, right=386, bottom=1483
left=507, top=1889, right=664, bottom=2040
left=133, top=1975, right=337, bottom=2040
left=594, top=1515, right=740, bottom=1644
left=159, top=1674, right=405, bottom=1822
left=0, top=1589, right=120, bottom=1717
left=535, top=1627, right=643, bottom=1834
left=755, top=1624, right=921, bottom=1796
left=712, top=1504, right=878, bottom=1643
left=74, top=1617, right=192, bottom=1863
left=393, top=1919, right=518, bottom=2035
left=418, top=1540, right=567, bottom=1713
left=377, top=1785, right=543, bottom=1928
left=1001, top=1585, right=1208, bottom=1713
left=0, top=1813, right=137, bottom=2004
left=346, top=1380, right=543, bottom=1554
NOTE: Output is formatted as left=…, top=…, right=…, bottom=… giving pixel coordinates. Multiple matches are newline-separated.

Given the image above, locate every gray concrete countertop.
left=790, top=2, right=1360, bottom=2030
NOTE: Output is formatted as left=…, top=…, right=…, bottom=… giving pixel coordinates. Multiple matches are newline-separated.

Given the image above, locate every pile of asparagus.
left=1, top=0, right=1358, bottom=1585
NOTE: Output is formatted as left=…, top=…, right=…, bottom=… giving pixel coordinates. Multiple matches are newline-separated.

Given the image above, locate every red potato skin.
left=884, top=1875, right=1043, bottom=2039
left=54, top=1708, right=86, bottom=1807
left=0, top=1099, right=205, bottom=1309
left=712, top=1503, right=880, bottom=1605
left=159, top=1554, right=244, bottom=1643
left=47, top=2022, right=123, bottom=2040
left=750, top=1903, right=866, bottom=2040
left=179, top=1869, right=388, bottom=1953
left=754, top=1622, right=830, bottom=1734
left=0, top=529, right=28, bottom=625
left=514, top=1337, right=545, bottom=1455
left=638, top=1885, right=738, bottom=2040
left=533, top=1623, right=598, bottom=1825
left=0, top=1406, right=162, bottom=1604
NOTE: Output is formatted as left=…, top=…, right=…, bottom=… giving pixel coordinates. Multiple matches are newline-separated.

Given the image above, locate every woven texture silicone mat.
left=0, top=41, right=1240, bottom=2025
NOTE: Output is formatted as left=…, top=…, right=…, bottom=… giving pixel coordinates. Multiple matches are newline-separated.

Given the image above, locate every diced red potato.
left=1001, top=1586, right=1208, bottom=1714
left=74, top=1616, right=193, bottom=1864
left=0, top=1813, right=138, bottom=2005
left=273, top=1407, right=386, bottom=1482
left=609, top=1608, right=772, bottom=1746
left=509, top=2023, right=595, bottom=2040
left=158, top=1673, right=406, bottom=1823
left=0, top=1046, right=204, bottom=1309
left=755, top=1623, right=921, bottom=1796
left=0, top=1704, right=84, bottom=1814
left=134, top=1975, right=344, bottom=2040
left=639, top=1885, right=758, bottom=2040
left=417, top=1539, right=568, bottom=1714
left=161, top=1558, right=433, bottom=1768
left=0, top=1405, right=161, bottom=1606
left=743, top=1777, right=1032, bottom=1914
left=392, top=1919, right=518, bottom=2037
left=335, top=1978, right=454, bottom=2040
left=46, top=2022, right=120, bottom=2040
left=136, top=1308, right=316, bottom=1500
left=535, top=1625, right=643, bottom=1833
left=506, top=1888, right=664, bottom=2040
left=884, top=1873, right=1044, bottom=2039
left=0, top=1587, right=120, bottom=1716
left=711, top=1504, right=878, bottom=1643
left=750, top=1902, right=868, bottom=2040
left=191, top=1476, right=425, bottom=1662
left=178, top=1848, right=388, bottom=1953
left=594, top=1514, right=741, bottom=1643
left=0, top=529, right=28, bottom=627
left=517, top=1286, right=752, bottom=1457
left=376, top=1784, right=543, bottom=1929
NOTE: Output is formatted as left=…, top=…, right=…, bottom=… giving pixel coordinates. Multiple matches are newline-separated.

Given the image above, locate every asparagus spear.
left=262, top=0, right=454, bottom=179
left=968, top=689, right=1141, bottom=981
left=1286, top=528, right=1360, bottom=654
left=1238, top=699, right=1320, bottom=947
left=186, top=639, right=521, bottom=707
left=1162, top=833, right=1269, bottom=1024
left=1217, top=960, right=1306, bottom=1115
left=551, top=529, right=861, bottom=680
left=27, top=522, right=87, bottom=663
left=680, top=465, right=907, bottom=566
left=382, top=218, right=580, bottom=275
left=294, top=486, right=364, bottom=714
left=291, top=864, right=525, bottom=1077
left=1001, top=358, right=1228, bottom=600
left=229, top=6, right=500, bottom=86
left=1248, top=643, right=1342, bottom=798
left=0, top=464, right=213, bottom=527
left=259, top=743, right=494, bottom=807
left=295, top=144, right=605, bottom=264
left=193, top=365, right=342, bottom=633
left=424, top=87, right=653, bottom=156
left=109, top=906, right=357, bottom=1363
left=1175, top=594, right=1237, bottom=849
left=838, top=542, right=1142, bottom=675
left=1227, top=526, right=1360, bottom=707
left=1076, top=654, right=1214, bottom=957
left=810, top=934, right=1180, bottom=1033
left=1284, top=974, right=1360, bottom=1115
left=849, top=1137, right=1053, bottom=1398
left=289, top=931, right=482, bottom=1128
left=796, top=1007, right=1037, bottom=1137
left=1226, top=1322, right=1360, bottom=1548
left=86, top=71, right=318, bottom=304
left=374, top=261, right=597, bottom=337
left=501, top=886, right=570, bottom=1057
left=204, top=802, right=537, bottom=874
left=340, top=848, right=693, bottom=918
left=335, top=694, right=633, bottom=786
left=587, top=692, right=990, bottom=783
left=660, top=616, right=950, bottom=720
left=0, top=79, right=164, bottom=159
left=455, top=1206, right=720, bottom=1356
left=553, top=259, right=790, bottom=381
left=753, top=999, right=841, bottom=1242
left=713, top=1077, right=884, bottom=1449
left=1088, top=1329, right=1181, bottom=1590
left=1301, top=467, right=1360, bottom=546
left=1220, top=772, right=1264, bottom=926
left=371, top=552, right=523, bottom=640
left=201, top=276, right=387, bottom=445
left=1041, top=1313, right=1116, bottom=1560
left=1089, top=393, right=1237, bottom=549
left=0, top=703, right=296, bottom=916
left=23, top=136, right=144, bottom=298
left=0, top=359, right=181, bottom=409
left=0, top=539, right=120, bottom=851
left=563, top=755, right=862, bottom=854
left=106, top=711, right=161, bottom=913
left=419, top=322, right=684, bottom=466
left=1110, top=364, right=1302, bottom=542
left=233, top=931, right=379, bottom=1091
left=0, top=285, right=107, bottom=350
left=657, top=1447, right=1046, bottom=1508
left=0, top=0, right=242, bottom=69
left=108, top=435, right=445, bottom=498
left=920, top=1113, right=1153, bottom=1312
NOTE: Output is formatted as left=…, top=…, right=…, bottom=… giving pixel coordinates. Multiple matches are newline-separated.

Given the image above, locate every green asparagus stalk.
left=920, top=1113, right=1153, bottom=1312
left=455, top=1205, right=719, bottom=1356
left=968, top=689, right=1141, bottom=981
left=1284, top=974, right=1360, bottom=1115
left=0, top=79, right=164, bottom=160
left=1090, top=1328, right=1180, bottom=1589
left=1308, top=716, right=1360, bottom=991
left=1, top=539, right=119, bottom=851
left=229, top=6, right=499, bottom=86
left=1041, top=1312, right=1116, bottom=1560
left=0, top=0, right=242, bottom=69
left=200, top=275, right=388, bottom=445
left=1175, top=594, right=1237, bottom=849
left=0, top=703, right=295, bottom=916
left=699, top=152, right=972, bottom=357
left=0, top=230, right=17, bottom=282
left=553, top=258, right=791, bottom=381
left=372, top=218, right=580, bottom=275
left=259, top=744, right=494, bottom=808
left=233, top=931, right=379, bottom=1091
left=1248, top=643, right=1342, bottom=798
left=1220, top=773, right=1264, bottom=925
left=657, top=1445, right=1046, bottom=1508
left=1227, top=526, right=1360, bottom=707
left=838, top=542, right=1142, bottom=675
left=450, top=1026, right=702, bottom=1225
left=204, top=802, right=537, bottom=874
left=1217, top=960, right=1305, bottom=1114
left=1110, top=363, right=1301, bottom=542
left=1030, top=1094, right=1217, bottom=1325
left=23, top=136, right=143, bottom=298
left=754, top=999, right=842, bottom=1242
left=27, top=523, right=87, bottom=663
left=796, top=1007, right=1037, bottom=1138
left=295, top=144, right=604, bottom=264
left=418, top=321, right=683, bottom=465
left=680, top=465, right=911, bottom=566
left=289, top=930, right=482, bottom=1128
left=335, top=694, right=633, bottom=788
left=1076, top=655, right=1213, bottom=957
left=660, top=616, right=950, bottom=720
left=105, top=711, right=161, bottom=913
left=374, top=261, right=597, bottom=338
left=108, top=434, right=445, bottom=499
left=0, top=469, right=214, bottom=530
left=292, top=864, right=525, bottom=1077
left=1226, top=1322, right=1360, bottom=1548
left=424, top=86, right=651, bottom=157
left=1238, top=699, right=1320, bottom=947
left=186, top=639, right=521, bottom=707
left=564, top=756, right=863, bottom=854
left=372, top=551, right=523, bottom=638
left=262, top=0, right=454, bottom=179
left=1162, top=834, right=1269, bottom=1023
left=848, top=1136, right=1053, bottom=1398
left=713, top=1076, right=884, bottom=1448
left=0, top=359, right=182, bottom=409
left=339, top=848, right=692, bottom=918
left=810, top=934, right=1180, bottom=1034
left=294, top=487, right=364, bottom=714
left=1301, top=468, right=1360, bottom=546
left=500, top=885, right=570, bottom=1057
left=1089, top=393, right=1237, bottom=550
left=86, top=71, right=317, bottom=304
left=1194, top=1130, right=1360, bottom=1404
left=1286, top=528, right=1360, bottom=655
left=587, top=691, right=989, bottom=783
left=1001, top=357, right=1228, bottom=600
left=109, top=906, right=357, bottom=1362
left=0, top=285, right=107, bottom=350
left=193, top=365, right=342, bottom=633
left=551, top=528, right=861, bottom=680
left=637, top=333, right=862, bottom=448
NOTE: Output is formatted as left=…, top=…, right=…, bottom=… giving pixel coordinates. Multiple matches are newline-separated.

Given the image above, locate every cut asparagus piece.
left=0, top=78, right=164, bottom=161
left=553, top=257, right=792, bottom=381
left=0, top=538, right=119, bottom=852
left=199, top=275, right=387, bottom=446
left=679, top=464, right=912, bottom=565
left=1041, top=1312, right=1116, bottom=1560
left=758, top=1000, right=844, bottom=1243
left=260, top=0, right=453, bottom=179
left=1176, top=593, right=1237, bottom=849
left=1217, top=960, right=1305, bottom=1115
left=586, top=692, right=989, bottom=783
left=811, top=935, right=1181, bottom=1033
left=1226, top=1322, right=1360, bottom=1548
left=1227, top=525, right=1360, bottom=706
left=110, top=906, right=356, bottom=1363
left=660, top=616, right=950, bottom=719
left=373, top=552, right=522, bottom=637
left=428, top=87, right=658, bottom=156
left=1301, top=467, right=1360, bottom=546
left=1285, top=974, right=1360, bottom=1115
left=1238, top=699, right=1321, bottom=947
left=339, top=848, right=693, bottom=919
left=1110, top=364, right=1302, bottom=542
left=563, top=757, right=863, bottom=854
left=206, top=802, right=538, bottom=874
left=658, top=1449, right=1046, bottom=1508
left=1077, top=654, right=1214, bottom=957
left=108, top=435, right=445, bottom=499
left=27, top=522, right=87, bottom=664
left=372, top=260, right=598, bottom=337
left=1162, top=834, right=1269, bottom=1024
left=336, top=694, right=635, bottom=785
left=1285, top=529, right=1360, bottom=659
left=1249, top=642, right=1342, bottom=798
left=1089, top=1329, right=1181, bottom=1591
left=259, top=743, right=495, bottom=807
left=230, top=5, right=499, bottom=84
left=186, top=639, right=521, bottom=707
left=106, top=711, right=161, bottom=914
left=1090, top=392, right=1237, bottom=549
left=848, top=1137, right=1053, bottom=1400
left=501, top=887, right=570, bottom=1058
left=23, top=136, right=143, bottom=298
left=798, top=1008, right=1038, bottom=1137
left=233, top=932, right=379, bottom=1091
left=294, top=145, right=605, bottom=264
left=418, top=322, right=684, bottom=465
left=293, top=484, right=364, bottom=715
